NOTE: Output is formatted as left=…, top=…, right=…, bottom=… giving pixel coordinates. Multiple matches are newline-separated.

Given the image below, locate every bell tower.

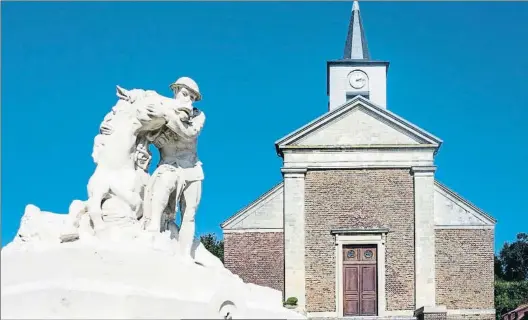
left=327, top=1, right=389, bottom=111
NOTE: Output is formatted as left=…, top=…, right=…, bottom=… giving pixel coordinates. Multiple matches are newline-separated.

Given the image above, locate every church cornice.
left=281, top=144, right=438, bottom=152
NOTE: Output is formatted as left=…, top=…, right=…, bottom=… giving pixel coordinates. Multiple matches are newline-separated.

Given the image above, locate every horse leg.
left=134, top=170, right=150, bottom=220
left=140, top=172, right=158, bottom=228
left=110, top=185, right=143, bottom=219
left=59, top=200, right=87, bottom=242
left=67, top=200, right=87, bottom=229
left=86, top=190, right=106, bottom=231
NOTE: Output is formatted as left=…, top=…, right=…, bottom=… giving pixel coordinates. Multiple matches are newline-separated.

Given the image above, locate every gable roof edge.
left=274, top=96, right=443, bottom=156
left=220, top=182, right=284, bottom=229
left=368, top=99, right=443, bottom=147
left=434, top=180, right=497, bottom=225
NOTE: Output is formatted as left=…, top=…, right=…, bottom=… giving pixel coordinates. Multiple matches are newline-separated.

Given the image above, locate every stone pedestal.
left=414, top=306, right=447, bottom=320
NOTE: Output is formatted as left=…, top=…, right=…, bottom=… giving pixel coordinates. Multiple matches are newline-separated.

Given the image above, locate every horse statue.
left=61, top=86, right=171, bottom=239
left=14, top=82, right=225, bottom=269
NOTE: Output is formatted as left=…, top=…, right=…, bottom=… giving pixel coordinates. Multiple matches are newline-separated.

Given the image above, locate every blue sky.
left=2, top=1, right=527, bottom=251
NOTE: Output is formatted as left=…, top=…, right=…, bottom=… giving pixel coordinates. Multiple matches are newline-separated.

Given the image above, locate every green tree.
left=494, top=233, right=528, bottom=320
left=495, top=255, right=505, bottom=280
left=200, top=233, right=224, bottom=263
left=499, top=233, right=528, bottom=281
left=495, top=280, right=528, bottom=319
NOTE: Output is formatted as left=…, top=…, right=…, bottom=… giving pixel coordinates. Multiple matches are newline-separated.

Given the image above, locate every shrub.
left=495, top=280, right=528, bottom=319
left=283, top=297, right=298, bottom=306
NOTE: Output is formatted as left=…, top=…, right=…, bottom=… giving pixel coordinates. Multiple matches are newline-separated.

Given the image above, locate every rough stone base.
left=417, top=314, right=446, bottom=320
left=415, top=307, right=447, bottom=320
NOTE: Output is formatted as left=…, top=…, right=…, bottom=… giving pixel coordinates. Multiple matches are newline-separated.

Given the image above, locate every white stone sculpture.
left=61, top=83, right=194, bottom=240
left=141, top=77, right=206, bottom=258
left=86, top=87, right=150, bottom=230
left=1, top=77, right=306, bottom=319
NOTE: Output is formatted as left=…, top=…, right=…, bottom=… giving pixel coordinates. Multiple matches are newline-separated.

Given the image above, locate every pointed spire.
left=343, top=1, right=370, bottom=60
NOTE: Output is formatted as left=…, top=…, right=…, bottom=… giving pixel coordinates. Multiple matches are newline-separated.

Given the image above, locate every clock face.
left=348, top=70, right=368, bottom=89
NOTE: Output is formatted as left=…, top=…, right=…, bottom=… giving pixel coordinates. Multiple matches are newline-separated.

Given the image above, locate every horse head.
left=93, top=86, right=169, bottom=166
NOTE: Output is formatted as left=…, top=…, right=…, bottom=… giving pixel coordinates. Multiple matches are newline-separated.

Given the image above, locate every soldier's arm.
left=165, top=110, right=205, bottom=139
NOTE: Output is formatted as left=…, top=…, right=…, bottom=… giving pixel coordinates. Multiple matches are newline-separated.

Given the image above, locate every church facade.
left=221, top=2, right=496, bottom=319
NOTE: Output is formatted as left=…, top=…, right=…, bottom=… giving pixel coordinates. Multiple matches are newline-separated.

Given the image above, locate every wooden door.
left=343, top=245, right=377, bottom=316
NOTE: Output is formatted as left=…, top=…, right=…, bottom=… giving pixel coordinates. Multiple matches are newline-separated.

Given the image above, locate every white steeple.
left=343, top=1, right=370, bottom=60
left=327, top=0, right=389, bottom=111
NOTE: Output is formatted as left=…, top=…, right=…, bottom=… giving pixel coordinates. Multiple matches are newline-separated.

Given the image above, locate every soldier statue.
left=141, top=77, right=205, bottom=259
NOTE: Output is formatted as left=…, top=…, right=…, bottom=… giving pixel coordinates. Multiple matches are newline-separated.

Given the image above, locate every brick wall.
left=304, top=169, right=415, bottom=312
left=436, top=229, right=495, bottom=310
left=223, top=231, right=284, bottom=293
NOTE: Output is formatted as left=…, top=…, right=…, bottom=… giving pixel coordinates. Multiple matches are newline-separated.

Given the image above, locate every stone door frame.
left=333, top=229, right=388, bottom=318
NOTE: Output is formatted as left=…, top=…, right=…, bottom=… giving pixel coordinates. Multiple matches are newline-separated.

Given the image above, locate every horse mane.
left=91, top=95, right=139, bottom=163
left=91, top=87, right=159, bottom=164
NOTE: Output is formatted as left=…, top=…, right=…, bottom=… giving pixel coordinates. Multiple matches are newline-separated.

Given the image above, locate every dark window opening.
left=347, top=93, right=369, bottom=101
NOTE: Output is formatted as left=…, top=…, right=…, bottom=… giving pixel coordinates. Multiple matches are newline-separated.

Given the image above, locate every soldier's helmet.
left=169, top=77, right=202, bottom=101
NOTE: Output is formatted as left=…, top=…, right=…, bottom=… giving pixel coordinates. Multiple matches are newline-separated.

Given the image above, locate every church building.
left=221, top=2, right=496, bottom=319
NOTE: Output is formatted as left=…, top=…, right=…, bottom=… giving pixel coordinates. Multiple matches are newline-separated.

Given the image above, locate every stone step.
left=310, top=317, right=416, bottom=320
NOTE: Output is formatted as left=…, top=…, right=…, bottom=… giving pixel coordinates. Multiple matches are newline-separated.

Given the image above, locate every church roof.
left=343, top=1, right=370, bottom=60
left=434, top=180, right=497, bottom=225
left=220, top=182, right=283, bottom=229
left=274, top=95, right=443, bottom=156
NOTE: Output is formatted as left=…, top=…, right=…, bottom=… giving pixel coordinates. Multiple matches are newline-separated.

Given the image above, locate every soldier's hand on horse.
left=136, top=103, right=163, bottom=124
left=175, top=110, right=191, bottom=122
left=145, top=103, right=165, bottom=118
